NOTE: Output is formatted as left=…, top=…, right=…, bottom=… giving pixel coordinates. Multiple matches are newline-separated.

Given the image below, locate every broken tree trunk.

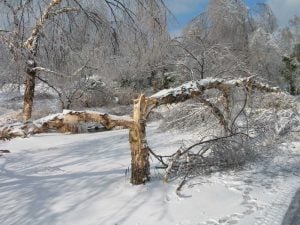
left=0, top=110, right=133, bottom=140
left=36, top=111, right=133, bottom=133
left=130, top=95, right=150, bottom=184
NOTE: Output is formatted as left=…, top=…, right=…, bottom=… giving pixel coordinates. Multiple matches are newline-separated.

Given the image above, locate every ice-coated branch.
left=150, top=76, right=280, bottom=106
left=23, top=0, right=63, bottom=55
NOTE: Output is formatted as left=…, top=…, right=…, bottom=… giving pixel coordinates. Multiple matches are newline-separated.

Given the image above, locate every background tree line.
left=0, top=0, right=299, bottom=121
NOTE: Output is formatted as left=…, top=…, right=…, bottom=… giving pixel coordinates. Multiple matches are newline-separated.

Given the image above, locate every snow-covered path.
left=0, top=126, right=300, bottom=225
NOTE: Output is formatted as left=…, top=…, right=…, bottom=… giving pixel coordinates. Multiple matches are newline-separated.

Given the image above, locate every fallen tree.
left=0, top=76, right=282, bottom=185
left=0, top=110, right=133, bottom=139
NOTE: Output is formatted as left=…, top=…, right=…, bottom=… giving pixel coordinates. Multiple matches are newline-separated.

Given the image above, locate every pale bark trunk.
left=129, top=95, right=150, bottom=184
left=22, top=0, right=63, bottom=122
left=1, top=110, right=133, bottom=140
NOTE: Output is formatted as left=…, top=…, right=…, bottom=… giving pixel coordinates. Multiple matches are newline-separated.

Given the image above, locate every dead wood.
left=0, top=110, right=133, bottom=140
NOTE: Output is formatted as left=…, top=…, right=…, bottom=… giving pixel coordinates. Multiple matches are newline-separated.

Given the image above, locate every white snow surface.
left=1, top=123, right=300, bottom=225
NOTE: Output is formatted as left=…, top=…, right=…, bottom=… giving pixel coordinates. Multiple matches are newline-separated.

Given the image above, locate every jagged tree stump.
left=130, top=95, right=150, bottom=184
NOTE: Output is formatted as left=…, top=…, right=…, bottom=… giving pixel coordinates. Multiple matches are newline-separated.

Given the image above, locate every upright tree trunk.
left=21, top=0, right=63, bottom=121
left=129, top=95, right=150, bottom=184
left=23, top=59, right=36, bottom=122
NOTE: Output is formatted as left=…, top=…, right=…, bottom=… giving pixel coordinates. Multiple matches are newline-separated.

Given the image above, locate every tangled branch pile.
left=152, top=78, right=300, bottom=186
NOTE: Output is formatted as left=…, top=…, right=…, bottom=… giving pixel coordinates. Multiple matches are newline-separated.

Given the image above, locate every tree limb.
left=23, top=0, right=63, bottom=55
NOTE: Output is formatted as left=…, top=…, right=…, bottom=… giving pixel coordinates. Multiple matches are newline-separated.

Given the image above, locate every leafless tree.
left=253, top=3, right=278, bottom=33
left=0, top=0, right=170, bottom=120
left=169, top=9, right=252, bottom=82
left=207, top=0, right=250, bottom=54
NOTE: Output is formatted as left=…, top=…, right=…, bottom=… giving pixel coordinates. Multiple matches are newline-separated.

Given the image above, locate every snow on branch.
left=23, top=0, right=75, bottom=55
left=0, top=110, right=133, bottom=140
left=36, top=110, right=133, bottom=131
left=150, top=76, right=280, bottom=106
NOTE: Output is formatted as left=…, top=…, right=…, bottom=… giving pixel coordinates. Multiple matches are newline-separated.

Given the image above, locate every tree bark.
left=23, top=60, right=36, bottom=122
left=22, top=0, right=63, bottom=121
left=129, top=95, right=150, bottom=184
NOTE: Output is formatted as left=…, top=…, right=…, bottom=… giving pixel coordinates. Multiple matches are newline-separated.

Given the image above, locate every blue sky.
left=165, top=0, right=300, bottom=36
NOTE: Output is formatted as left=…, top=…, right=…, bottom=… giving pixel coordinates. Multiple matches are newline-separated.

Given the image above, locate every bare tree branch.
left=24, top=0, right=64, bottom=55
left=49, top=7, right=79, bottom=17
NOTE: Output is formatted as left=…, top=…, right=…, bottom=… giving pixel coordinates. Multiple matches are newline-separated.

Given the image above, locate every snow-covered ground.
left=1, top=123, right=300, bottom=225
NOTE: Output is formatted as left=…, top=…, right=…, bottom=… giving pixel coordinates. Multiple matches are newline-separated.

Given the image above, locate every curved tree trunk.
left=22, top=0, right=63, bottom=121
